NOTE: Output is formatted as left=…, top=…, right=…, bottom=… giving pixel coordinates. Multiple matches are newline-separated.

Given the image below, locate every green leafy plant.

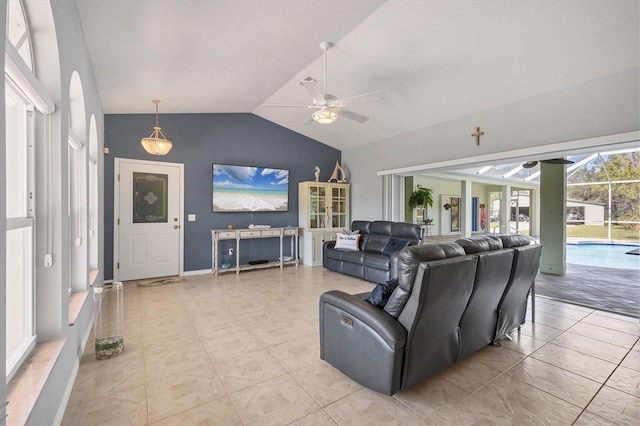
left=408, top=187, right=434, bottom=223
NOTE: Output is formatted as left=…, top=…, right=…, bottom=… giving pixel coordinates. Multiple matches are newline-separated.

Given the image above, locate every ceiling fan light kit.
left=312, top=110, right=337, bottom=124
left=141, top=99, right=173, bottom=155
left=264, top=41, right=384, bottom=126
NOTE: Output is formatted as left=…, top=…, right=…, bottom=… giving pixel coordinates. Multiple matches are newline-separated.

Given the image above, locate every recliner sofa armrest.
left=319, top=290, right=407, bottom=350
left=323, top=240, right=337, bottom=251
left=389, top=251, right=401, bottom=280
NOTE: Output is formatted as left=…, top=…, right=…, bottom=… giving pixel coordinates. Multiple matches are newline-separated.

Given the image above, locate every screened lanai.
left=456, top=146, right=640, bottom=242
left=415, top=146, right=639, bottom=317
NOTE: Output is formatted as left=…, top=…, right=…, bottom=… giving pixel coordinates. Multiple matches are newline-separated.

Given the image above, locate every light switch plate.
left=188, top=214, right=196, bottom=221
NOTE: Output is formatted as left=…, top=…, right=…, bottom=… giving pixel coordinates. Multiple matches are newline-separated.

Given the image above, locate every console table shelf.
left=211, top=227, right=299, bottom=276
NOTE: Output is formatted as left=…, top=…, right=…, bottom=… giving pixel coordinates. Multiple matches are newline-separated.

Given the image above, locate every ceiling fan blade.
left=262, top=104, right=317, bottom=108
left=522, top=161, right=539, bottom=169
left=541, top=158, right=575, bottom=165
left=301, top=113, right=316, bottom=126
left=300, top=76, right=326, bottom=103
left=336, top=108, right=369, bottom=123
left=336, top=90, right=385, bottom=107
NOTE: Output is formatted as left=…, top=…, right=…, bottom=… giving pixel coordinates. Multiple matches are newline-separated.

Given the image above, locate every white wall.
left=344, top=69, right=639, bottom=221
left=1, top=0, right=7, bottom=419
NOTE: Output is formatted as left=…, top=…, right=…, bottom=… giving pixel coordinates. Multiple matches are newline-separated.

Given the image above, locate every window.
left=5, top=0, right=54, bottom=381
left=5, top=82, right=35, bottom=381
left=6, top=0, right=33, bottom=71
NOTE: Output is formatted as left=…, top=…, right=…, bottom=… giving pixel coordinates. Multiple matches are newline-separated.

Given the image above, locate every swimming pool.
left=566, top=243, right=640, bottom=270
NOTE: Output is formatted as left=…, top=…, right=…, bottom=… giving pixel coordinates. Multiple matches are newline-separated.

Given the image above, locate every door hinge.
left=117, top=174, right=120, bottom=181
left=117, top=218, right=120, bottom=225
left=117, top=262, right=119, bottom=269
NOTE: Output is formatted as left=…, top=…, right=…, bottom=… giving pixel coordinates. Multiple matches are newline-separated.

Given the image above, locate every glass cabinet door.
left=309, top=185, right=327, bottom=229
left=331, top=186, right=349, bottom=228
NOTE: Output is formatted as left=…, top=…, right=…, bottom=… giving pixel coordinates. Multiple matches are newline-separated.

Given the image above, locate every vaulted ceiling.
left=75, top=0, right=639, bottom=152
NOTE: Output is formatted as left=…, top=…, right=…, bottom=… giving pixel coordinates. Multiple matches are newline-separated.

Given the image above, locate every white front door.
left=115, top=158, right=183, bottom=281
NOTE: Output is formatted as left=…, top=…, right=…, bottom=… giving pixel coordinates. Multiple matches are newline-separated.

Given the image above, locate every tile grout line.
left=571, top=335, right=640, bottom=425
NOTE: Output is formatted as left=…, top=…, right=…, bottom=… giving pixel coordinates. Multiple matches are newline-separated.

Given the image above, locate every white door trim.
left=113, top=157, right=184, bottom=281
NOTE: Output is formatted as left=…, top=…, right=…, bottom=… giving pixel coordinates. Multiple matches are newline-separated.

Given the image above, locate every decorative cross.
left=471, top=127, right=484, bottom=146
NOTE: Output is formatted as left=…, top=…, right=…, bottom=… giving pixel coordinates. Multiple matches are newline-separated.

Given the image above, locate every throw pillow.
left=341, top=228, right=360, bottom=235
left=366, top=279, right=399, bottom=308
left=381, top=238, right=409, bottom=256
left=334, top=233, right=360, bottom=250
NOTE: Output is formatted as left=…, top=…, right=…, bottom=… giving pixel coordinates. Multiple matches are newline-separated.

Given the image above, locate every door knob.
left=173, top=225, right=180, bottom=229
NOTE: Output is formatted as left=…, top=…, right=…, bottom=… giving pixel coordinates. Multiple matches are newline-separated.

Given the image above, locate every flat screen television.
left=212, top=163, right=289, bottom=212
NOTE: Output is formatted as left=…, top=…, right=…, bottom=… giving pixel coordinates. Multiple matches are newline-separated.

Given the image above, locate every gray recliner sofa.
left=323, top=220, right=422, bottom=283
left=319, top=234, right=542, bottom=395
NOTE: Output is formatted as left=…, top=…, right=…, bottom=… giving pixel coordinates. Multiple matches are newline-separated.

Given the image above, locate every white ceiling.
left=75, top=0, right=639, bottom=152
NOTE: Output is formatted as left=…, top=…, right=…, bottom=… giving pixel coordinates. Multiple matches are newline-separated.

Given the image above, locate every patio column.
left=530, top=188, right=540, bottom=238
left=540, top=163, right=566, bottom=275
left=500, top=184, right=511, bottom=233
left=461, top=179, right=472, bottom=237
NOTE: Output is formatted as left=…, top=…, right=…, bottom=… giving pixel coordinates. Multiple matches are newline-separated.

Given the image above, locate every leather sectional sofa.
left=323, top=220, right=423, bottom=283
left=319, top=234, right=542, bottom=395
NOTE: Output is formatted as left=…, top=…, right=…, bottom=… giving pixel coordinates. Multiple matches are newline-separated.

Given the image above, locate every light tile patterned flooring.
left=63, top=266, right=640, bottom=425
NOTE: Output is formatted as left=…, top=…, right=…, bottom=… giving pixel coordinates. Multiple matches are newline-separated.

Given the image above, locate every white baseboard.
left=182, top=269, right=212, bottom=276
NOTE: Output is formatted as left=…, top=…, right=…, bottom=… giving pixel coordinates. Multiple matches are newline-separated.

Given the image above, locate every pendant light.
left=141, top=99, right=173, bottom=155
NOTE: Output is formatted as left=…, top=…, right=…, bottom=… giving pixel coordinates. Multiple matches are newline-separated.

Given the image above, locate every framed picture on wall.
left=212, top=163, right=289, bottom=212
left=441, top=195, right=461, bottom=235
left=449, top=197, right=460, bottom=232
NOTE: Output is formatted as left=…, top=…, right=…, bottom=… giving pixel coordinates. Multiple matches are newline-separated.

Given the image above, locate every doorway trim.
left=113, top=157, right=184, bottom=281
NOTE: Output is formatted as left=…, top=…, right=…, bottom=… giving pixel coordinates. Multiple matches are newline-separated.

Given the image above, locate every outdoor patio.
left=535, top=263, right=639, bottom=319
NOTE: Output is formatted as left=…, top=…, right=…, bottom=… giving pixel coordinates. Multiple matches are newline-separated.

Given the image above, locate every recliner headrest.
left=370, top=221, right=394, bottom=235
left=351, top=220, right=372, bottom=234
left=455, top=236, right=503, bottom=254
left=397, top=242, right=465, bottom=290
left=489, top=234, right=534, bottom=248
left=392, top=222, right=422, bottom=240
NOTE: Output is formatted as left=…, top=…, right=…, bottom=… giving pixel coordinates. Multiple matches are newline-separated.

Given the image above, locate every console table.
left=211, top=227, right=299, bottom=276
left=420, top=224, right=434, bottom=242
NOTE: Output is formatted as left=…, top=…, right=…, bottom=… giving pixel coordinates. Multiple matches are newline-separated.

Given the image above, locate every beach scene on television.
left=212, top=164, right=289, bottom=212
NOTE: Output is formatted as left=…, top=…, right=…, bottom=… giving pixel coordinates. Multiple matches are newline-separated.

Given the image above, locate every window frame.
left=5, top=81, right=36, bottom=381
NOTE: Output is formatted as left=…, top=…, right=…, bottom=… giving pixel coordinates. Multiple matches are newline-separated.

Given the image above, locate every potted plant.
left=408, top=187, right=434, bottom=224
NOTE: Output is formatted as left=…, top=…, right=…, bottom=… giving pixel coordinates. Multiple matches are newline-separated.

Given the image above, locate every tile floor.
left=63, top=266, right=640, bottom=425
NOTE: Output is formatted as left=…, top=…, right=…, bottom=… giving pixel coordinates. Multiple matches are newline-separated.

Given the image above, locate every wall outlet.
left=229, top=248, right=234, bottom=256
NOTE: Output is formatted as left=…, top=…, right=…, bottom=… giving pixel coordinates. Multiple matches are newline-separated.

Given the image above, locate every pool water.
left=566, top=243, right=640, bottom=270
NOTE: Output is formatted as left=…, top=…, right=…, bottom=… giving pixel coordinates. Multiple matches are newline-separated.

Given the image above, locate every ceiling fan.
left=522, top=158, right=575, bottom=169
left=264, top=41, right=385, bottom=125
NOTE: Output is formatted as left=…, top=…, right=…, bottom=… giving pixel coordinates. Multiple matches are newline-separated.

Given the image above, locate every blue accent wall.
left=104, top=113, right=341, bottom=280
